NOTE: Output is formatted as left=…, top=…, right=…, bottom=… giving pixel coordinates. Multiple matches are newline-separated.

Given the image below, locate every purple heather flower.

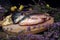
left=53, top=23, right=57, bottom=27
left=50, top=38, right=55, bottom=40
left=27, top=34, right=33, bottom=37
left=53, top=32, right=59, bottom=38
left=56, top=22, right=60, bottom=26
left=30, top=35, right=36, bottom=39
left=44, top=32, right=48, bottom=37
left=17, top=36, right=22, bottom=40
left=47, top=31, right=54, bottom=37
left=45, top=37, right=49, bottom=40
left=35, top=35, right=44, bottom=40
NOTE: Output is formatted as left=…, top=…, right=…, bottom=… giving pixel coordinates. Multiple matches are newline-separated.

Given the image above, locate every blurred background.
left=0, top=0, right=60, bottom=40
left=0, top=0, right=60, bottom=8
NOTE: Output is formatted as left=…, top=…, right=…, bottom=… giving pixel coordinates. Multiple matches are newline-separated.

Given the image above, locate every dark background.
left=10, top=0, right=60, bottom=8
left=0, top=0, right=60, bottom=8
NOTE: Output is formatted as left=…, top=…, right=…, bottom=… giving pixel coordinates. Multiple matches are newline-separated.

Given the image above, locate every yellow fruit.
left=46, top=4, right=50, bottom=7
left=11, top=6, right=17, bottom=11
left=19, top=5, right=24, bottom=11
